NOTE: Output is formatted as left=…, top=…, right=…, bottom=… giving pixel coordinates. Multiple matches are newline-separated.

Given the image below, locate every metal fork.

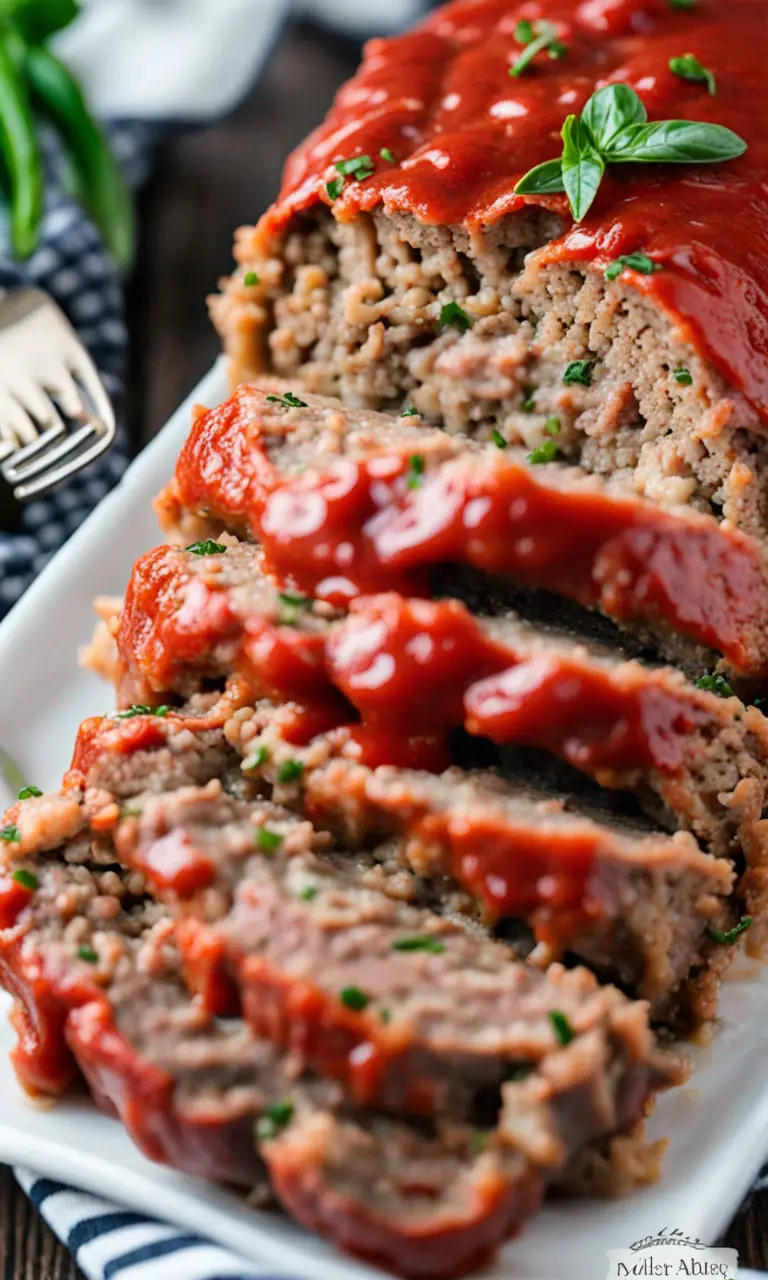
left=0, top=289, right=116, bottom=512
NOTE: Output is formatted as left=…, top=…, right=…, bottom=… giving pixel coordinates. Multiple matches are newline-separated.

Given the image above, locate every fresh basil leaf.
left=561, top=114, right=604, bottom=221
left=582, top=83, right=647, bottom=150
left=605, top=119, right=747, bottom=164
left=514, top=157, right=565, bottom=196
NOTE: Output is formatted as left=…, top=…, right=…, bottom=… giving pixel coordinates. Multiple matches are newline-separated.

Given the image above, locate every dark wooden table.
left=0, top=17, right=766, bottom=1278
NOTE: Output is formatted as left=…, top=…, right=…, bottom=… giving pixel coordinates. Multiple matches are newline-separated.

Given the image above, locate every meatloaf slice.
left=0, top=845, right=551, bottom=1280
left=155, top=385, right=768, bottom=677
left=108, top=775, right=675, bottom=1125
left=224, top=705, right=734, bottom=1020
left=115, top=540, right=768, bottom=857
left=63, top=706, right=738, bottom=1020
left=211, top=0, right=768, bottom=543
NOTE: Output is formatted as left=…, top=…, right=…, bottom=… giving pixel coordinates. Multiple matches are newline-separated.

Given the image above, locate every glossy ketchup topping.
left=169, top=394, right=768, bottom=674
left=328, top=595, right=710, bottom=776
left=259, top=0, right=768, bottom=419
left=116, top=546, right=716, bottom=782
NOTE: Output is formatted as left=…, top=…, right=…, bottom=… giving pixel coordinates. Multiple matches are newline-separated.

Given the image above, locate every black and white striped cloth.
left=3, top=2, right=767, bottom=1278
left=15, top=1170, right=297, bottom=1280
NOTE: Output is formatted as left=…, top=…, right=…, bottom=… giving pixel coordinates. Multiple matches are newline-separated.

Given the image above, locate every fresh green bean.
left=24, top=42, right=134, bottom=269
left=0, top=32, right=41, bottom=256
left=6, top=0, right=80, bottom=44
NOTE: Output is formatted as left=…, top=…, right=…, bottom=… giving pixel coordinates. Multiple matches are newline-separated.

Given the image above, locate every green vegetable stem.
left=0, top=0, right=134, bottom=264
left=25, top=43, right=134, bottom=268
left=0, top=32, right=41, bottom=258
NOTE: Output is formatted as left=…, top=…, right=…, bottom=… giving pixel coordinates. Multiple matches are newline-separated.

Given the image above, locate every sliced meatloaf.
left=0, top=843, right=550, bottom=1279
left=116, top=539, right=768, bottom=857
left=225, top=703, right=736, bottom=1021
left=211, top=1, right=768, bottom=546
left=110, top=777, right=673, bottom=1122
left=155, top=385, right=768, bottom=677
left=64, top=707, right=736, bottom=1019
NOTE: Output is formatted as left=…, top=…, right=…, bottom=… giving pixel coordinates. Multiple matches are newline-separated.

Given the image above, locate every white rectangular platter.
left=1, top=358, right=768, bottom=1280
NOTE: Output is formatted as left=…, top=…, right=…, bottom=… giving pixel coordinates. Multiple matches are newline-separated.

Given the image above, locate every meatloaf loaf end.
left=155, top=385, right=768, bottom=677
left=211, top=0, right=768, bottom=545
left=115, top=538, right=768, bottom=859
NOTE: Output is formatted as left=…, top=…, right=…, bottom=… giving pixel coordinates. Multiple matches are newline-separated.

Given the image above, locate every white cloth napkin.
left=54, top=0, right=425, bottom=121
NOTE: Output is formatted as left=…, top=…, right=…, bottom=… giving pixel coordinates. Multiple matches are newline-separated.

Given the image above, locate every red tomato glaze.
left=168, top=394, right=768, bottom=674
left=257, top=0, right=768, bottom=421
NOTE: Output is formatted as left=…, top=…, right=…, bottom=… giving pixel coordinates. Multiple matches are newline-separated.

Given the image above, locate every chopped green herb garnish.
left=696, top=673, right=734, bottom=698
left=120, top=805, right=142, bottom=818
left=12, top=868, right=37, bottom=891
left=406, top=454, right=426, bottom=489
left=563, top=359, right=594, bottom=387
left=521, top=390, right=536, bottom=412
left=674, top=367, right=693, bottom=385
left=514, top=18, right=534, bottom=43
left=707, top=916, right=752, bottom=946
left=256, top=1099, right=295, bottom=1141
left=491, top=428, right=508, bottom=449
left=278, top=591, right=311, bottom=626
left=77, top=945, right=99, bottom=964
left=0, top=825, right=21, bottom=843
left=244, top=271, right=260, bottom=286
left=669, top=52, right=716, bottom=96
left=380, top=1007, right=392, bottom=1024
left=113, top=704, right=170, bottom=721
left=17, top=785, right=42, bottom=800
left=471, top=1131, right=490, bottom=1155
left=392, top=935, right=446, bottom=954
left=266, top=391, right=308, bottom=410
left=186, top=540, right=227, bottom=556
left=380, top=147, right=396, bottom=163
left=439, top=301, right=473, bottom=334
left=277, top=758, right=304, bottom=785
left=300, top=885, right=318, bottom=901
left=243, top=745, right=270, bottom=772
left=528, top=441, right=560, bottom=464
left=509, top=20, right=566, bottom=77
left=400, top=405, right=419, bottom=417
left=669, top=0, right=696, bottom=9
left=340, top=985, right=371, bottom=1012
left=549, top=1010, right=575, bottom=1046
left=544, top=417, right=561, bottom=436
left=336, top=154, right=375, bottom=181
left=327, top=176, right=344, bottom=200
left=256, top=828, right=283, bottom=852
left=604, top=252, right=659, bottom=281
left=547, top=40, right=568, bottom=59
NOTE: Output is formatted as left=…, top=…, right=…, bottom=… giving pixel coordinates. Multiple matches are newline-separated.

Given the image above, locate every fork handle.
left=0, top=472, right=23, bottom=532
